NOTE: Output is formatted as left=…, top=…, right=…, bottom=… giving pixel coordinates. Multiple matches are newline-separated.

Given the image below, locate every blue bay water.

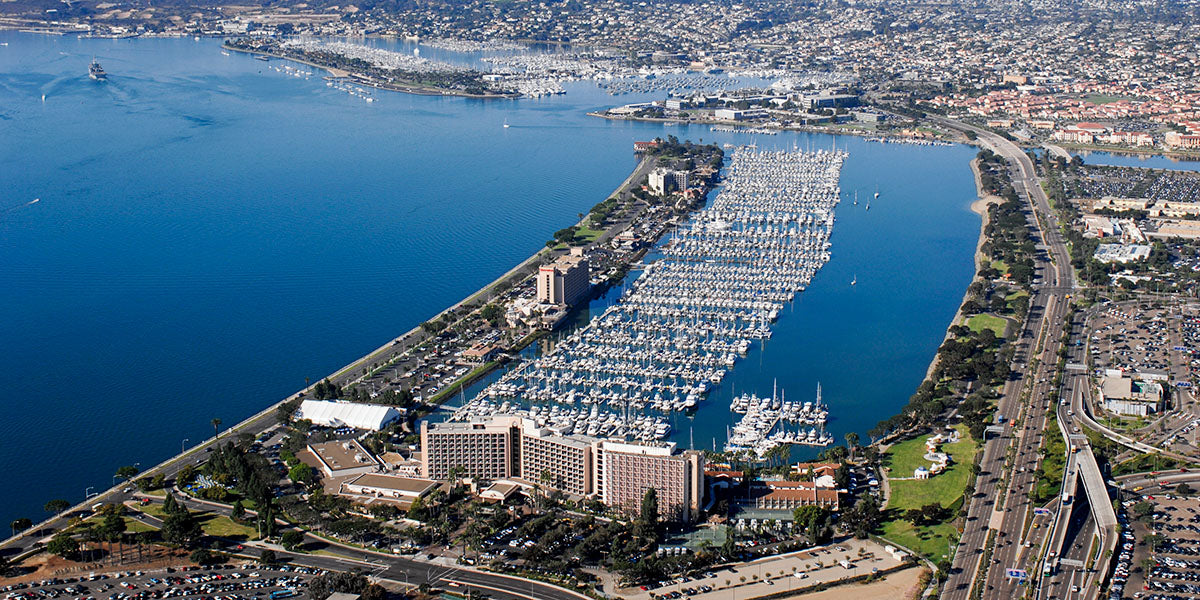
left=1069, top=149, right=1200, bottom=172
left=0, top=31, right=978, bottom=525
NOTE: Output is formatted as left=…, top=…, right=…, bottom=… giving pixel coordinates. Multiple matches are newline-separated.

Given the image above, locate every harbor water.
left=0, top=31, right=978, bottom=525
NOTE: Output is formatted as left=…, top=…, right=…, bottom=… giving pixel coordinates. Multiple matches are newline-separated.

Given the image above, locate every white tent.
left=296, top=399, right=402, bottom=431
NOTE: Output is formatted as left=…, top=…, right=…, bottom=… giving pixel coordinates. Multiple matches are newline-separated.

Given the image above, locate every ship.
left=88, top=59, right=107, bottom=80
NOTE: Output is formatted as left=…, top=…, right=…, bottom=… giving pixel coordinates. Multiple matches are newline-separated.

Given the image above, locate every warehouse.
left=295, top=399, right=402, bottom=431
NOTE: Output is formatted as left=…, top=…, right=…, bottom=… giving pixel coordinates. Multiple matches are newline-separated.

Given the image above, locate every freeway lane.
left=932, top=116, right=1083, bottom=600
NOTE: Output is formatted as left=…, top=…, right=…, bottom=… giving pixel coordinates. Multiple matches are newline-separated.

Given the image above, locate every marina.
left=456, top=147, right=847, bottom=451
left=725, top=383, right=833, bottom=457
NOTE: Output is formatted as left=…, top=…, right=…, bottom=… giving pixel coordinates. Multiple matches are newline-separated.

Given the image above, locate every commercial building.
left=593, top=440, right=704, bottom=522
left=1166, top=131, right=1200, bottom=149
left=339, top=473, right=438, bottom=507
left=296, top=399, right=403, bottom=431
left=1093, top=197, right=1151, bottom=212
left=420, top=417, right=702, bottom=522
left=307, top=439, right=382, bottom=478
left=419, top=417, right=519, bottom=481
left=648, top=168, right=689, bottom=196
left=1099, top=375, right=1163, bottom=417
left=519, top=421, right=594, bottom=496
left=536, top=251, right=590, bottom=307
left=748, top=480, right=840, bottom=511
left=1152, top=202, right=1200, bottom=219
left=1093, top=243, right=1151, bottom=264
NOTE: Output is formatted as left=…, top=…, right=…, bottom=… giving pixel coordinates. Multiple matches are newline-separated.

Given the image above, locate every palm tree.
left=845, top=432, right=860, bottom=461
left=211, top=418, right=222, bottom=439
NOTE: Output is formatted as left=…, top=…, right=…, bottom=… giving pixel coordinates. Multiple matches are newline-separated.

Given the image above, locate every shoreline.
left=922, top=158, right=1000, bottom=380
left=587, top=110, right=958, bottom=145
left=222, top=43, right=520, bottom=99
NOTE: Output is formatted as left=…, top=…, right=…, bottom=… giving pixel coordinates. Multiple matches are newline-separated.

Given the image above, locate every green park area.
left=138, top=502, right=257, bottom=540
left=966, top=313, right=1008, bottom=337
left=880, top=425, right=979, bottom=558
left=1084, top=94, right=1133, bottom=105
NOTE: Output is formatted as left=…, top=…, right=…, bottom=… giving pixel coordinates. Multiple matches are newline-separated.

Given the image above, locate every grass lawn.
left=880, top=518, right=959, bottom=560
left=1084, top=93, right=1132, bottom=105
left=143, top=489, right=167, bottom=498
left=880, top=425, right=979, bottom=558
left=990, top=259, right=1009, bottom=275
left=139, top=503, right=167, bottom=519
left=966, top=313, right=1008, bottom=337
left=196, top=513, right=257, bottom=540
left=136, top=504, right=257, bottom=540
left=573, top=226, right=605, bottom=244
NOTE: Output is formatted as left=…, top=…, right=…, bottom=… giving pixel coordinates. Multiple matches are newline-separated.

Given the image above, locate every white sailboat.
left=503, top=118, right=510, bottom=129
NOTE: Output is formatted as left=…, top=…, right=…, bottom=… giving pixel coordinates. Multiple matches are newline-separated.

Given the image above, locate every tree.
left=47, top=533, right=79, bottom=559
left=308, top=571, right=369, bottom=600
left=211, top=418, right=223, bottom=439
left=231, top=500, right=246, bottom=522
left=161, top=503, right=202, bottom=547
left=190, top=547, right=218, bottom=565
left=99, top=512, right=127, bottom=542
left=792, top=505, right=831, bottom=543
left=1176, top=483, right=1194, bottom=496
left=280, top=530, right=305, bottom=551
left=44, top=499, right=71, bottom=515
left=258, top=549, right=278, bottom=564
left=634, top=488, right=659, bottom=543
left=360, top=584, right=387, bottom=600
left=845, top=432, right=860, bottom=461
left=9, top=517, right=31, bottom=539
left=288, top=463, right=316, bottom=485
left=163, top=492, right=181, bottom=515
left=115, top=465, right=140, bottom=481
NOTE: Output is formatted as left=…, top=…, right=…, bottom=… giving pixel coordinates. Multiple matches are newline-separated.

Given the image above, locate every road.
left=930, top=117, right=1108, bottom=600
left=124, top=496, right=590, bottom=600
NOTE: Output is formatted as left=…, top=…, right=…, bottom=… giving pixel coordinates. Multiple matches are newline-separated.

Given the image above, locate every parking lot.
left=619, top=538, right=907, bottom=600
left=1117, top=492, right=1200, bottom=599
left=1089, top=303, right=1179, bottom=380
left=1, top=564, right=322, bottom=600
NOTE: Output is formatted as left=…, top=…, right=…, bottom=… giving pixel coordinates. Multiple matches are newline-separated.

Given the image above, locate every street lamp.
left=182, top=438, right=189, bottom=454
left=84, top=486, right=95, bottom=499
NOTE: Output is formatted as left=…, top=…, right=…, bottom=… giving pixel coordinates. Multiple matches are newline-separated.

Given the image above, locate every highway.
left=930, top=117, right=1122, bottom=600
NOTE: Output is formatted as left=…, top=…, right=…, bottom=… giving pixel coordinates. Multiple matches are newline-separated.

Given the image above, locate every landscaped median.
left=879, top=424, right=980, bottom=560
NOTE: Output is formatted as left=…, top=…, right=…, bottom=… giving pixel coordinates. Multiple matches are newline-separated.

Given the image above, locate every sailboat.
left=503, top=118, right=510, bottom=129
left=865, top=199, right=870, bottom=211
left=853, top=190, right=858, bottom=206
left=873, top=184, right=880, bottom=199
left=851, top=274, right=857, bottom=286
